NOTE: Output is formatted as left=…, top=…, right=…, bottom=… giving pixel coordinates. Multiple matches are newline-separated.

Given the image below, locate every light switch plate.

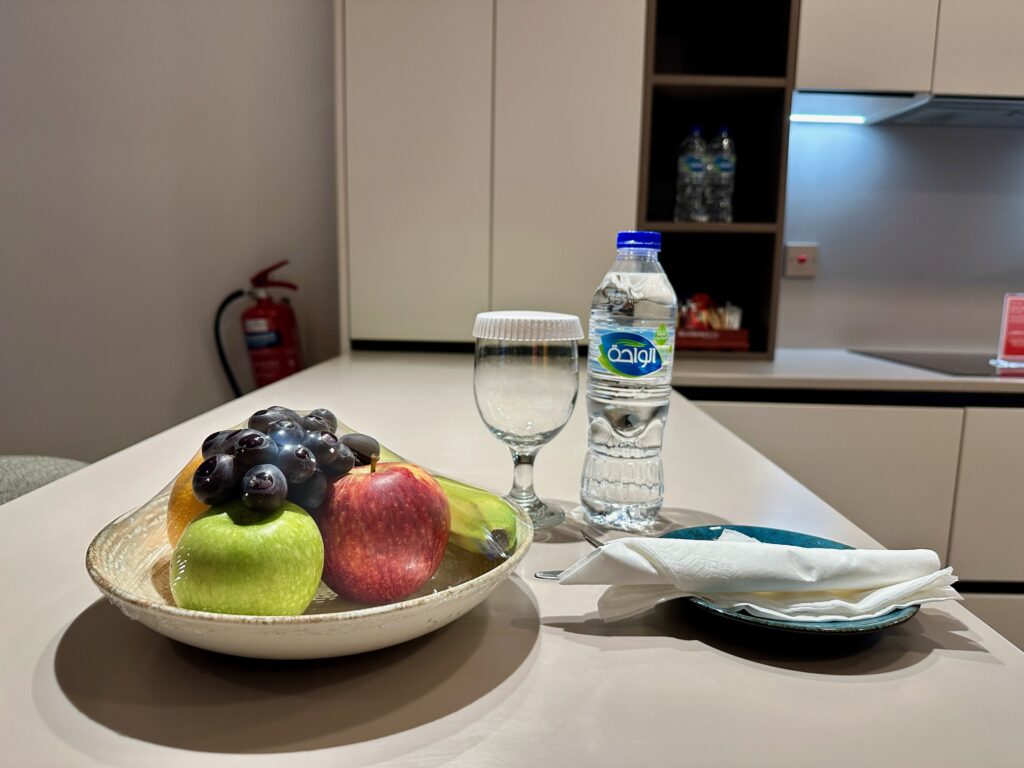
left=784, top=243, right=819, bottom=278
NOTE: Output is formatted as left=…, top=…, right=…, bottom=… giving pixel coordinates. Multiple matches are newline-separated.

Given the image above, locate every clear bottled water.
left=673, top=127, right=708, bottom=223
left=706, top=128, right=736, bottom=223
left=581, top=231, right=678, bottom=531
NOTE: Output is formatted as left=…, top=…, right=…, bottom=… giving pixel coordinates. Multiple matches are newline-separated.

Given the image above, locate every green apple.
left=170, top=500, right=324, bottom=616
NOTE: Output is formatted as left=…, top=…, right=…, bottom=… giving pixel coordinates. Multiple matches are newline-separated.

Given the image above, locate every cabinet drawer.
left=346, top=0, right=492, bottom=341
left=697, top=401, right=963, bottom=559
left=949, top=408, right=1024, bottom=581
left=491, top=0, right=644, bottom=325
left=795, top=0, right=938, bottom=92
left=961, top=593, right=1024, bottom=650
left=933, top=0, right=1024, bottom=98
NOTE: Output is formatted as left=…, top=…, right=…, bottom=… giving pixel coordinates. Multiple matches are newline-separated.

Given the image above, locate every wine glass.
left=473, top=311, right=583, bottom=529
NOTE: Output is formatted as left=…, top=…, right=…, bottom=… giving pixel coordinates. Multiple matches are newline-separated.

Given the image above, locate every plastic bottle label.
left=714, top=157, right=735, bottom=173
left=592, top=325, right=674, bottom=378
left=682, top=155, right=705, bottom=174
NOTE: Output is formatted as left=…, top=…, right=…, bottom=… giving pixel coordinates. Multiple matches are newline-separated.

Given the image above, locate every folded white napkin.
left=558, top=530, right=960, bottom=622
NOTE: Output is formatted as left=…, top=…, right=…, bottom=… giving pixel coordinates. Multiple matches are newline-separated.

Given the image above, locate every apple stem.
left=370, top=454, right=379, bottom=473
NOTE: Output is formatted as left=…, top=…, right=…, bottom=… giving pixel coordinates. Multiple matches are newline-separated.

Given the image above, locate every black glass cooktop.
left=850, top=350, right=1003, bottom=377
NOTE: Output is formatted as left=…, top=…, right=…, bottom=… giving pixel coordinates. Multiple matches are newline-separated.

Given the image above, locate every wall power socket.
left=784, top=243, right=819, bottom=278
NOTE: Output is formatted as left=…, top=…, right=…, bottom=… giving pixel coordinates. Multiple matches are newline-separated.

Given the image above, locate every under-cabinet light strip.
left=789, top=113, right=866, bottom=124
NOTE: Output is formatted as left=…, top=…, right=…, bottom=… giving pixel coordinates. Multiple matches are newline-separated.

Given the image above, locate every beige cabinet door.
left=933, top=0, right=1024, bottom=97
left=345, top=0, right=492, bottom=341
left=795, top=0, right=938, bottom=92
left=490, top=0, right=645, bottom=325
left=961, top=594, right=1024, bottom=650
left=698, top=401, right=963, bottom=560
left=949, top=408, right=1024, bottom=581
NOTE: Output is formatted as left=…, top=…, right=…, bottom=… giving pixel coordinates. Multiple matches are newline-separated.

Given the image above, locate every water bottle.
left=673, top=127, right=708, bottom=223
left=581, top=231, right=679, bottom=532
left=706, top=128, right=736, bottom=222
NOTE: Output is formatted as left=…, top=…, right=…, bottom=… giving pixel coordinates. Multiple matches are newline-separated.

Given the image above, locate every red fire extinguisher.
left=215, top=260, right=304, bottom=396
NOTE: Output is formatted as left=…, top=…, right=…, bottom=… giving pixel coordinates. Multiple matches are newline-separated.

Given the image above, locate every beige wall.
left=0, top=1, right=339, bottom=462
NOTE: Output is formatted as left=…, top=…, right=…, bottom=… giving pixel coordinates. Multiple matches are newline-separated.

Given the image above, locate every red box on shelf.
left=676, top=328, right=750, bottom=351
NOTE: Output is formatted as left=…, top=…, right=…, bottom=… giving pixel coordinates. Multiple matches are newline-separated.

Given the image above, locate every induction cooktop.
left=850, top=350, right=1010, bottom=377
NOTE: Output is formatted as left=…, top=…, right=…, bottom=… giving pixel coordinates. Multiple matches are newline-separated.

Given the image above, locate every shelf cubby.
left=653, top=0, right=792, bottom=78
left=651, top=74, right=788, bottom=89
left=644, top=85, right=785, bottom=224
left=661, top=232, right=776, bottom=355
left=637, top=0, right=798, bottom=360
left=641, top=221, right=777, bottom=234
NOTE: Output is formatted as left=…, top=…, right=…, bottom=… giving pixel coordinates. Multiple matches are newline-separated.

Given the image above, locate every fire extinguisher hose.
left=215, top=289, right=246, bottom=398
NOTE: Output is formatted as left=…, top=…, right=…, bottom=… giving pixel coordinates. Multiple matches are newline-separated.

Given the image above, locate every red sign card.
left=997, top=293, right=1024, bottom=362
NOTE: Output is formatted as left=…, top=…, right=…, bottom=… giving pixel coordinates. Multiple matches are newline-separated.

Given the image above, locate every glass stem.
left=508, top=448, right=540, bottom=510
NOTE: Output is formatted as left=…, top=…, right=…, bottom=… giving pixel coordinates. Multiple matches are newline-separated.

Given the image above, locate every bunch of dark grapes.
left=192, top=406, right=380, bottom=514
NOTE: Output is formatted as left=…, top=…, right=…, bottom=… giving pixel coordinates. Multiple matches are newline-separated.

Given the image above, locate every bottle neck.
left=616, top=248, right=660, bottom=263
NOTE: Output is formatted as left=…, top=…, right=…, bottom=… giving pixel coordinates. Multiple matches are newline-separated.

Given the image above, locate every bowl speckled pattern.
left=87, top=494, right=533, bottom=659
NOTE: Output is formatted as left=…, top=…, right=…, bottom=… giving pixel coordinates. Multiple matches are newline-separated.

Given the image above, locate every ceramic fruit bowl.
left=86, top=493, right=533, bottom=660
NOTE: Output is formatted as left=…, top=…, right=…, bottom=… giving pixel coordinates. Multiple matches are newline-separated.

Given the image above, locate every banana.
left=336, top=421, right=519, bottom=559
left=377, top=444, right=403, bottom=463
left=434, top=475, right=518, bottom=560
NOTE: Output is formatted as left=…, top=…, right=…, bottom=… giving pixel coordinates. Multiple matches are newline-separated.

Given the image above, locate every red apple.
left=318, top=460, right=450, bottom=604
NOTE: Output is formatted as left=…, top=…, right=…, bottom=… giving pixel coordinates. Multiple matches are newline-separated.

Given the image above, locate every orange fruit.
left=167, top=451, right=210, bottom=545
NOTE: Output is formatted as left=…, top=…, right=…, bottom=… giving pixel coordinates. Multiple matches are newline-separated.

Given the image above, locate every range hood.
left=884, top=96, right=1024, bottom=128
left=791, top=91, right=1024, bottom=128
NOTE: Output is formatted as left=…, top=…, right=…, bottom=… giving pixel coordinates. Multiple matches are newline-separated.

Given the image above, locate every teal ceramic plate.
left=661, top=525, right=919, bottom=634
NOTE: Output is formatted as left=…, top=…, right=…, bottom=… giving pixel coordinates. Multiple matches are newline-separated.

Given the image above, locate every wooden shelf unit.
left=641, top=221, right=778, bottom=234
left=651, top=75, right=787, bottom=89
left=638, top=0, right=800, bottom=360
left=652, top=0, right=792, bottom=77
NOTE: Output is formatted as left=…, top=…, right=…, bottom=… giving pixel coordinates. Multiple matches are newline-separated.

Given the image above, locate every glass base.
left=509, top=496, right=566, bottom=530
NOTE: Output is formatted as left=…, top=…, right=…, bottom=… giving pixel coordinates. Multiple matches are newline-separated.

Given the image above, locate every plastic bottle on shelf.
left=673, top=127, right=708, bottom=223
left=581, top=230, right=679, bottom=532
left=706, top=128, right=736, bottom=222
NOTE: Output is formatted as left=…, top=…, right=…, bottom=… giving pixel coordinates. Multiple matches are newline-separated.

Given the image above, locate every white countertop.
left=2, top=351, right=1022, bottom=766
left=674, top=348, right=1024, bottom=394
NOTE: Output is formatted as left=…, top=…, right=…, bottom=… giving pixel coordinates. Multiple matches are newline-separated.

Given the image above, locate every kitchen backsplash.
left=780, top=122, right=1024, bottom=350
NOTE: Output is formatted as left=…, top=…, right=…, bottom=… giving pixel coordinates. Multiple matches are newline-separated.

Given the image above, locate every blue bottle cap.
left=616, top=230, right=661, bottom=250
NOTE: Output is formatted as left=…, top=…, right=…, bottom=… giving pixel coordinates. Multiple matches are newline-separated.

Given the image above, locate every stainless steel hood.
left=791, top=91, right=1024, bottom=128
left=883, top=96, right=1024, bottom=128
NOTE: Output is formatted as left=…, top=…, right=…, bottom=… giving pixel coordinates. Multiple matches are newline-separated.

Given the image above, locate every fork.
left=533, top=529, right=604, bottom=580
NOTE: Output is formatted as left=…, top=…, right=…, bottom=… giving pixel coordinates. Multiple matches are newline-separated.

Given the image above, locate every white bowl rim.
left=86, top=496, right=534, bottom=627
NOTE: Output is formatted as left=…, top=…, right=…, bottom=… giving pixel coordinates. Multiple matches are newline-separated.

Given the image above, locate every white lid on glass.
left=473, top=311, right=584, bottom=342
